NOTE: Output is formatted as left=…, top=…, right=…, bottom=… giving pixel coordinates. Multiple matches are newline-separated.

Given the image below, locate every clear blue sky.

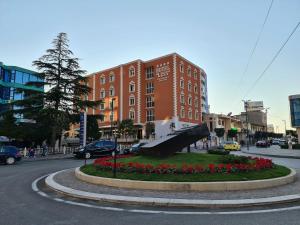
left=1, top=0, right=299, bottom=132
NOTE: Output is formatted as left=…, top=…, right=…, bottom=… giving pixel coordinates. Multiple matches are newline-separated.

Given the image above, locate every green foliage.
left=207, top=149, right=229, bottom=155
left=220, top=155, right=249, bottom=164
left=87, top=115, right=101, bottom=141
left=227, top=129, right=237, bottom=138
left=214, top=128, right=225, bottom=138
left=0, top=112, right=19, bottom=139
left=118, top=119, right=135, bottom=140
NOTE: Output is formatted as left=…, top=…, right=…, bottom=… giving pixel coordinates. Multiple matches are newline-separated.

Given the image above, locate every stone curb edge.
left=241, top=150, right=300, bottom=159
left=45, top=169, right=300, bottom=208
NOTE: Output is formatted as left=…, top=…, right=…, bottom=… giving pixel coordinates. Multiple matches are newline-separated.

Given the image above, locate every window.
left=194, top=97, right=199, bottom=108
left=146, top=66, right=154, bottom=79
left=180, top=94, right=185, bottom=104
left=188, top=109, right=192, bottom=119
left=195, top=110, right=199, bottom=120
left=129, top=82, right=135, bottom=92
left=188, top=96, right=192, bottom=106
left=146, top=109, right=155, bottom=122
left=109, top=73, right=115, bottom=82
left=100, top=102, right=105, bottom=110
left=109, top=86, right=115, bottom=96
left=187, top=66, right=191, bottom=77
left=180, top=63, right=184, bottom=73
left=146, top=82, right=154, bottom=94
left=100, top=75, right=105, bottom=84
left=194, top=84, right=198, bottom=93
left=180, top=108, right=185, bottom=118
left=129, top=66, right=135, bottom=77
left=100, top=89, right=105, bottom=98
left=188, top=81, right=192, bottom=92
left=194, top=70, right=197, bottom=79
left=129, top=109, right=135, bottom=120
left=129, top=95, right=135, bottom=106
left=146, top=96, right=154, bottom=108
left=180, top=79, right=184, bottom=89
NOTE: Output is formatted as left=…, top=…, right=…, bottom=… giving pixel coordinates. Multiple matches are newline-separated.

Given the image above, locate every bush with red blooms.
left=93, top=155, right=274, bottom=175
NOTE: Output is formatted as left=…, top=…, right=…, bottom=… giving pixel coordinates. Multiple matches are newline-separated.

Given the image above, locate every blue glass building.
left=0, top=62, right=44, bottom=121
left=289, top=95, right=300, bottom=128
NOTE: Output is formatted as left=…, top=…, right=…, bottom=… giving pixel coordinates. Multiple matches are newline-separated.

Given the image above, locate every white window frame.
left=100, top=88, right=106, bottom=98
left=188, top=109, right=192, bottom=119
left=129, top=108, right=135, bottom=120
left=180, top=94, right=185, bottom=104
left=146, top=96, right=154, bottom=108
left=146, top=82, right=154, bottom=94
left=109, top=86, right=115, bottom=96
left=129, top=66, right=135, bottom=77
left=129, top=81, right=135, bottom=92
left=193, top=69, right=197, bottom=79
left=146, top=66, right=154, bottom=79
left=129, top=95, right=135, bottom=106
left=180, top=63, right=184, bottom=73
left=188, top=96, right=192, bottom=106
left=180, top=107, right=185, bottom=118
left=100, top=75, right=106, bottom=85
left=146, top=109, right=155, bottom=122
left=180, top=79, right=184, bottom=89
left=194, top=84, right=198, bottom=94
left=109, top=73, right=115, bottom=82
left=188, top=81, right=192, bottom=92
left=187, top=66, right=191, bottom=77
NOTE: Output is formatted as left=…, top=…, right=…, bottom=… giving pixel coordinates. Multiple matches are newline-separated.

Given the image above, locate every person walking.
left=42, top=142, right=48, bottom=157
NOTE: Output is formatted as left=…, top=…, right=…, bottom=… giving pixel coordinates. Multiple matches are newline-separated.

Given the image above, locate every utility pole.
left=243, top=100, right=250, bottom=150
left=282, top=120, right=287, bottom=136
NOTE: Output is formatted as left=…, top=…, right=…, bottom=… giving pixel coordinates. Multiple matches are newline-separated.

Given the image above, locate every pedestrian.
left=29, top=146, right=35, bottom=158
left=42, top=142, right=48, bottom=157
left=194, top=142, right=197, bottom=149
left=206, top=141, right=209, bottom=150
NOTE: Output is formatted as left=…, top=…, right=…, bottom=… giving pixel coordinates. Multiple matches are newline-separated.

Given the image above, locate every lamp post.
left=282, top=120, right=287, bottom=136
left=243, top=100, right=251, bottom=150
left=110, top=97, right=117, bottom=178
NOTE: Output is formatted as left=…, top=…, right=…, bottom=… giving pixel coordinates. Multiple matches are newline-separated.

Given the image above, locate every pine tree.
left=32, top=32, right=100, bottom=147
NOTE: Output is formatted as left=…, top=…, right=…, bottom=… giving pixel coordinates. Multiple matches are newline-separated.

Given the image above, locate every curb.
left=241, top=150, right=300, bottom=159
left=45, top=169, right=300, bottom=208
left=75, top=167, right=296, bottom=192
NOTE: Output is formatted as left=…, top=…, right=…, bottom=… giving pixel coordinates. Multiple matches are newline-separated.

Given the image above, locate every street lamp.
left=109, top=97, right=117, bottom=178
left=265, top=107, right=270, bottom=133
left=242, top=100, right=251, bottom=150
left=282, top=120, right=287, bottom=136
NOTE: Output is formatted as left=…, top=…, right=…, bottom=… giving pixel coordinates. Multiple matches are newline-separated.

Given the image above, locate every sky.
left=0, top=0, right=299, bottom=132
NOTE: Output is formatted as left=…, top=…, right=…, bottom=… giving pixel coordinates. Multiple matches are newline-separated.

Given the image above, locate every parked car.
left=256, top=140, right=270, bottom=148
left=272, top=139, right=280, bottom=145
left=73, top=140, right=118, bottom=159
left=129, top=142, right=148, bottom=154
left=223, top=141, right=241, bottom=151
left=0, top=146, right=22, bottom=165
left=279, top=139, right=287, bottom=146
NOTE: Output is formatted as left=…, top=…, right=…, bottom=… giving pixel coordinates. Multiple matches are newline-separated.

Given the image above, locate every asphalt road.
left=1, top=156, right=300, bottom=225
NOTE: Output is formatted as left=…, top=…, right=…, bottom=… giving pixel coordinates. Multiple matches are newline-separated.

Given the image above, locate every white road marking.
left=31, top=175, right=300, bottom=215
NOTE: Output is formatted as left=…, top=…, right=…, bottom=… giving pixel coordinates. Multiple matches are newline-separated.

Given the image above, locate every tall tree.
left=214, top=128, right=225, bottom=145
left=32, top=32, right=100, bottom=147
left=118, top=119, right=135, bottom=142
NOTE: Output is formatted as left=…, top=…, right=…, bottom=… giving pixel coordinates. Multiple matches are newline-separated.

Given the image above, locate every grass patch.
left=80, top=153, right=291, bottom=182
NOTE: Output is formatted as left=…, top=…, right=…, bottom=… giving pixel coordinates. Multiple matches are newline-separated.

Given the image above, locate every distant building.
left=0, top=62, right=43, bottom=122
left=204, top=113, right=243, bottom=143
left=289, top=95, right=300, bottom=143
left=267, top=124, right=275, bottom=133
left=85, top=53, right=208, bottom=139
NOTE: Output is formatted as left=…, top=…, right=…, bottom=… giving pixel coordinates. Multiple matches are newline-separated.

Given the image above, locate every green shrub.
left=207, top=149, right=229, bottom=155
left=280, top=144, right=288, bottom=149
left=220, top=155, right=249, bottom=164
left=293, top=144, right=300, bottom=149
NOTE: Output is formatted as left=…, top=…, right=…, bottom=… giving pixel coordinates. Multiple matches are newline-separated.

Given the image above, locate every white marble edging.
left=75, top=167, right=296, bottom=191
left=45, top=168, right=300, bottom=208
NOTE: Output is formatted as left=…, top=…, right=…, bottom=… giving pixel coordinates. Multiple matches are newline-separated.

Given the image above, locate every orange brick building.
left=85, top=53, right=208, bottom=139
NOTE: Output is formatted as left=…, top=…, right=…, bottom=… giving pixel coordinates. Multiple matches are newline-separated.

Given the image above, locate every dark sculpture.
left=139, top=123, right=210, bottom=157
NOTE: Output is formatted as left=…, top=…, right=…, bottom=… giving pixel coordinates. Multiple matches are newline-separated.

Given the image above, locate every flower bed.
left=93, top=155, right=273, bottom=175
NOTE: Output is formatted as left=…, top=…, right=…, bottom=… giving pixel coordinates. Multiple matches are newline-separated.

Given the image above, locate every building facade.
left=0, top=62, right=43, bottom=121
left=289, top=95, right=300, bottom=143
left=85, top=53, right=208, bottom=138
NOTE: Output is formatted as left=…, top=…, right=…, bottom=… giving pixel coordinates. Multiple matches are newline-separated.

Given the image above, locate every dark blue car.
left=0, top=146, right=22, bottom=165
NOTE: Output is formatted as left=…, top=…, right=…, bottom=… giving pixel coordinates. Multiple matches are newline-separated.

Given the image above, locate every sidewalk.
left=45, top=167, right=300, bottom=208
left=241, top=146, right=300, bottom=159
left=23, top=153, right=73, bottom=162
